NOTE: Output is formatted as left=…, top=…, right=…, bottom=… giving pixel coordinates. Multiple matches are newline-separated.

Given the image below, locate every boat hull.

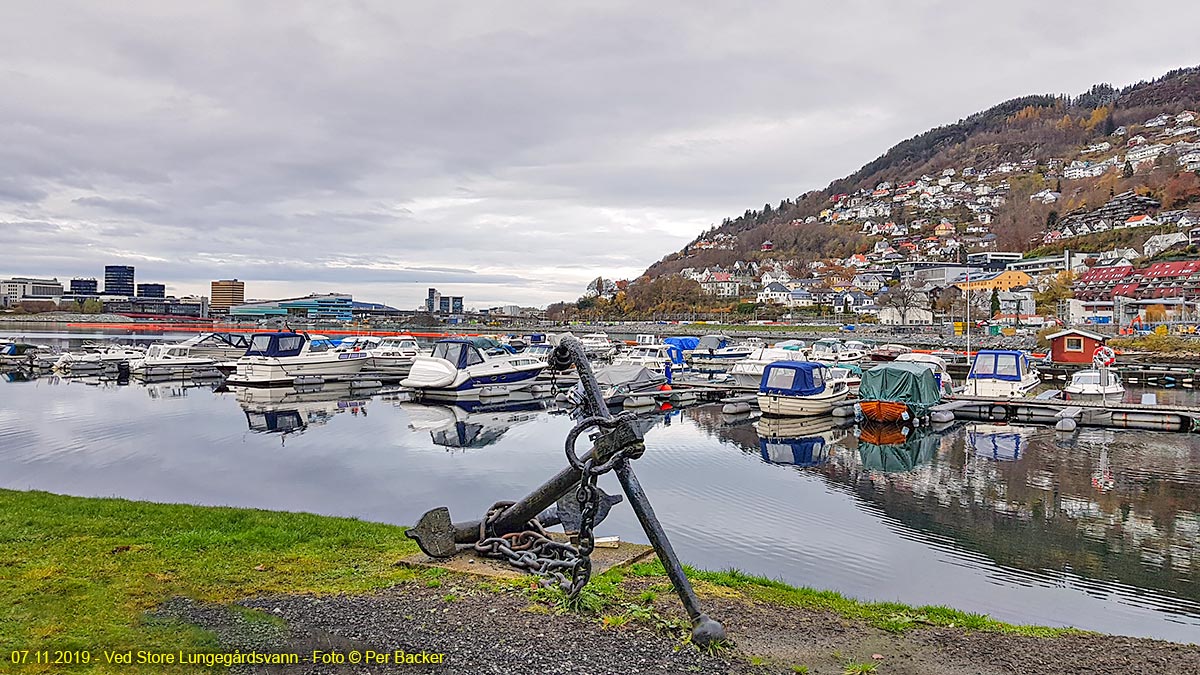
left=231, top=352, right=369, bottom=385
left=858, top=400, right=914, bottom=423
left=757, top=388, right=849, bottom=417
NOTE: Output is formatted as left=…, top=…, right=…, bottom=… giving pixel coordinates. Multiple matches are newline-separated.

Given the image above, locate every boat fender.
left=930, top=410, right=955, bottom=424
left=988, top=404, right=1007, bottom=421
left=1055, top=418, right=1077, bottom=432
left=722, top=402, right=752, bottom=415
left=659, top=384, right=672, bottom=391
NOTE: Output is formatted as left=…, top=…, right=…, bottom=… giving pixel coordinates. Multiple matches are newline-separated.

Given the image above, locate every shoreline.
left=2, top=488, right=1196, bottom=674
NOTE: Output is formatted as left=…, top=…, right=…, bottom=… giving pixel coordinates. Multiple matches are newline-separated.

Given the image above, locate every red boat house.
left=1045, top=328, right=1107, bottom=365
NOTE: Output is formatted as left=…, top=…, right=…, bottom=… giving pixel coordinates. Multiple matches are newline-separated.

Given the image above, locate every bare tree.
left=878, top=283, right=928, bottom=325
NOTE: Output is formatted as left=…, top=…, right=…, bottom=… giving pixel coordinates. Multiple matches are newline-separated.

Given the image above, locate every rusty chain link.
left=472, top=412, right=642, bottom=598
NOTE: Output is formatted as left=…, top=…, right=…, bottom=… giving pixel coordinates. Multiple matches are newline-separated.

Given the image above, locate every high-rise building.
left=104, top=265, right=135, bottom=296
left=70, top=278, right=98, bottom=295
left=210, top=279, right=246, bottom=312
left=136, top=283, right=166, bottom=298
left=425, top=287, right=463, bottom=315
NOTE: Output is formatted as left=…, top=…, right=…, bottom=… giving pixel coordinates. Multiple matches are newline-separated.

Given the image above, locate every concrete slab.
left=399, top=534, right=655, bottom=580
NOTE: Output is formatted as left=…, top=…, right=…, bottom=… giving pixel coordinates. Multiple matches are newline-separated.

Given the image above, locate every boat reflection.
left=754, top=416, right=849, bottom=467
left=855, top=421, right=942, bottom=473
left=401, top=397, right=547, bottom=449
left=966, top=423, right=1038, bottom=461
left=234, top=383, right=371, bottom=438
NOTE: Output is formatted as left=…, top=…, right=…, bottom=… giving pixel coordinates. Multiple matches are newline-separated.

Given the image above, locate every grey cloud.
left=2, top=1, right=1200, bottom=308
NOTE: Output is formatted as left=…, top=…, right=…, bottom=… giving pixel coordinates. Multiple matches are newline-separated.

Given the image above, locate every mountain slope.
left=644, top=65, right=1200, bottom=279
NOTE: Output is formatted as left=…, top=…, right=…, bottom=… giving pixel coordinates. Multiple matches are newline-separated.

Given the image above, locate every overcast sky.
left=3, top=2, right=1199, bottom=309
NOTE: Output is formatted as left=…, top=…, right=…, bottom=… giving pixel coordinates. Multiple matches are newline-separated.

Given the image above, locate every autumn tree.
left=878, top=284, right=927, bottom=325
left=1164, top=171, right=1200, bottom=209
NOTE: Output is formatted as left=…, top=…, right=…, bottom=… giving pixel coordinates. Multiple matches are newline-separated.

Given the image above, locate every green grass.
left=681, top=323, right=842, bottom=334
left=843, top=662, right=877, bottom=675
left=0, top=489, right=420, bottom=673
left=1, top=488, right=1084, bottom=674
left=626, top=561, right=1080, bottom=638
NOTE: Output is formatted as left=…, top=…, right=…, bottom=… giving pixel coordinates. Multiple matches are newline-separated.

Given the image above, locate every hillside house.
left=1125, top=214, right=1159, bottom=229
left=1145, top=113, right=1172, bottom=128
left=951, top=269, right=1033, bottom=293
left=787, top=289, right=814, bottom=307
left=700, top=272, right=741, bottom=297
left=760, top=240, right=774, bottom=252
left=879, top=306, right=934, bottom=326
left=833, top=290, right=871, bottom=314
left=1143, top=232, right=1188, bottom=258
left=756, top=282, right=791, bottom=305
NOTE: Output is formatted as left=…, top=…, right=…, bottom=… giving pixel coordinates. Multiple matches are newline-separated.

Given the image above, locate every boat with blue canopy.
left=754, top=416, right=848, bottom=466
left=964, top=349, right=1040, bottom=398
left=756, top=360, right=850, bottom=417
left=231, top=332, right=369, bottom=386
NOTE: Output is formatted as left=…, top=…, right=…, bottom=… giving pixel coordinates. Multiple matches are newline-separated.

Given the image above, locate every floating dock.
left=934, top=394, right=1200, bottom=433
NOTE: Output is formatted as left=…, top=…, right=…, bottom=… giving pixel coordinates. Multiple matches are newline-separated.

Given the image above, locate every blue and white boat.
left=757, top=361, right=850, bottom=417
left=754, top=416, right=847, bottom=466
left=689, top=334, right=754, bottom=368
left=401, top=338, right=546, bottom=399
left=231, top=332, right=369, bottom=385
left=963, top=349, right=1040, bottom=398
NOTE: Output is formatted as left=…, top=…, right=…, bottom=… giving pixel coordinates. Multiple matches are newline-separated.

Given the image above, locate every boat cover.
left=663, top=336, right=699, bottom=352
left=857, top=362, right=942, bottom=417
left=759, top=361, right=829, bottom=396
left=968, top=350, right=1029, bottom=381
left=244, top=332, right=305, bottom=358
left=593, top=364, right=666, bottom=389
left=857, top=424, right=940, bottom=472
left=696, top=335, right=729, bottom=350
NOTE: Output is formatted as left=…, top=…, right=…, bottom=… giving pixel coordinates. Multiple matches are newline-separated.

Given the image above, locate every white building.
left=1, top=277, right=64, bottom=306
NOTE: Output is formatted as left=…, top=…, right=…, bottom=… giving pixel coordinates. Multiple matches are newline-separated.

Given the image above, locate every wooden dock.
left=935, top=395, right=1200, bottom=432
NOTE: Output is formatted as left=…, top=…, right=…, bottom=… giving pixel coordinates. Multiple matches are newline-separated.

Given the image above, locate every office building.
left=425, top=287, right=464, bottom=315
left=210, top=279, right=246, bottom=312
left=1, top=277, right=64, bottom=306
left=228, top=294, right=354, bottom=322
left=104, top=265, right=135, bottom=296
left=70, top=278, right=98, bottom=295
left=136, top=283, right=166, bottom=299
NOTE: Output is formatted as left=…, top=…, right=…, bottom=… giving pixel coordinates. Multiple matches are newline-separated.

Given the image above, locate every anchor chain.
left=472, top=412, right=643, bottom=598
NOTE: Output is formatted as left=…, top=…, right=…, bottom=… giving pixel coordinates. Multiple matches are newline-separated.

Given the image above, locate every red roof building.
left=1045, top=328, right=1107, bottom=365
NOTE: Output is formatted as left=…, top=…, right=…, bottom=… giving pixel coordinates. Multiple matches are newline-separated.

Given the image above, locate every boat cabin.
left=378, top=336, right=419, bottom=350
left=968, top=350, right=1033, bottom=382
left=431, top=339, right=488, bottom=368
left=244, top=332, right=308, bottom=358
left=760, top=361, right=830, bottom=396
left=1044, top=329, right=1106, bottom=365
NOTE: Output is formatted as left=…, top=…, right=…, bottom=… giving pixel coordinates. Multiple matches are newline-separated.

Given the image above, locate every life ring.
left=1093, top=346, right=1116, bottom=367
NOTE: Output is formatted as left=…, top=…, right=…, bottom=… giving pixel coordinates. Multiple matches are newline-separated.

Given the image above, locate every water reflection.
left=234, top=384, right=373, bottom=439
left=401, top=398, right=546, bottom=449
left=1, top=375, right=1198, bottom=642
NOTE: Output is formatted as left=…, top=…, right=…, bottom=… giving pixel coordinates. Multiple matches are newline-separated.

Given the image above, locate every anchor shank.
left=615, top=460, right=725, bottom=646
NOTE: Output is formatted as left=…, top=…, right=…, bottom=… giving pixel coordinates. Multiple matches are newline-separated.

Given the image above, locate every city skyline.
left=5, top=3, right=1200, bottom=309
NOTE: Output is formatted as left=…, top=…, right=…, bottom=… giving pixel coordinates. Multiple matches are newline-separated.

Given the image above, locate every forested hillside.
left=643, top=66, right=1200, bottom=279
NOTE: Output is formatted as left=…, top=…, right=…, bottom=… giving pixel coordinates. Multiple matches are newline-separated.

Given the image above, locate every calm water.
left=1, top=362, right=1199, bottom=643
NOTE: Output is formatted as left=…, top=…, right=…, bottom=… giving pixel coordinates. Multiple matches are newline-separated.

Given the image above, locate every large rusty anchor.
left=406, top=336, right=726, bottom=647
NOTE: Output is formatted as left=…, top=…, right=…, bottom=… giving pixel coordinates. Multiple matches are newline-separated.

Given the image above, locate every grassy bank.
left=1, top=489, right=1074, bottom=673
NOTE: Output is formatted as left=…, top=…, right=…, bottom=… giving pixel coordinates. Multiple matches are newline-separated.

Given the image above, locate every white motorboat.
left=54, top=345, right=146, bottom=372
left=129, top=344, right=219, bottom=378
left=612, top=344, right=685, bottom=377
left=894, top=353, right=955, bottom=396
left=757, top=361, right=850, bottom=416
left=689, top=334, right=754, bottom=368
left=754, top=416, right=849, bottom=466
left=230, top=332, right=369, bottom=386
left=401, top=338, right=546, bottom=399
left=362, top=335, right=421, bottom=374
left=827, top=365, right=863, bottom=394
left=963, top=350, right=1040, bottom=398
left=809, top=338, right=866, bottom=365
left=1064, top=368, right=1124, bottom=399
left=579, top=333, right=618, bottom=359
left=730, top=347, right=801, bottom=388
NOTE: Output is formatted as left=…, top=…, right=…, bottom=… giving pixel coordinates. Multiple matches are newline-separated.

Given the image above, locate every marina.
left=2, top=328, right=1199, bottom=643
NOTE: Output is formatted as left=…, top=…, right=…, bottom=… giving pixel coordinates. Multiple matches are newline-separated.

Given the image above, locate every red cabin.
left=1045, top=328, right=1106, bottom=365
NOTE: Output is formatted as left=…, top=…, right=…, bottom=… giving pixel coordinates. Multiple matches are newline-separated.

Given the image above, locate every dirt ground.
left=159, top=578, right=1200, bottom=675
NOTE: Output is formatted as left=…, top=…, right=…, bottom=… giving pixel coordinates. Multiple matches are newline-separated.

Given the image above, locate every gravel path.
left=156, top=577, right=1200, bottom=675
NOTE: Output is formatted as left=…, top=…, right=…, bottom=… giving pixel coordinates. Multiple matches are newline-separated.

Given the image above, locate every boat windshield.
left=1073, top=372, right=1101, bottom=385
left=633, top=346, right=660, bottom=357
left=765, top=368, right=796, bottom=389
left=996, top=354, right=1020, bottom=377
left=432, top=341, right=485, bottom=367
left=249, top=335, right=274, bottom=353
